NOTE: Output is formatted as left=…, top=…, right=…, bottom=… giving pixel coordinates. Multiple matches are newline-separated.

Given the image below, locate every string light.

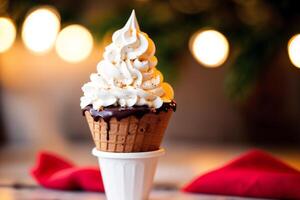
left=288, top=34, right=300, bottom=69
left=22, top=6, right=60, bottom=53
left=189, top=29, right=229, bottom=68
left=0, top=17, right=16, bottom=53
left=55, top=24, right=94, bottom=63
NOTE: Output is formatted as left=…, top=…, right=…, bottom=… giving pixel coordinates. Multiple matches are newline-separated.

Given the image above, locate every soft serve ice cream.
left=82, top=10, right=176, bottom=153
left=80, top=10, right=174, bottom=110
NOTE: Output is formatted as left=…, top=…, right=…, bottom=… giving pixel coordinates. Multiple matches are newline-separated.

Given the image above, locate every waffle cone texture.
left=85, top=110, right=172, bottom=152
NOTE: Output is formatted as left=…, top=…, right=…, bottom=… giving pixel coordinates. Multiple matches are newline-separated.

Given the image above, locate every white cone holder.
left=92, top=148, right=165, bottom=200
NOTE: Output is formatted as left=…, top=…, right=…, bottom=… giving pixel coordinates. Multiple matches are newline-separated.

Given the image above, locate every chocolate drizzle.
left=82, top=101, right=176, bottom=140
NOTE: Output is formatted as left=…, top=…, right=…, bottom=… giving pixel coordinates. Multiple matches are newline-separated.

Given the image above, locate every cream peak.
left=123, top=10, right=140, bottom=31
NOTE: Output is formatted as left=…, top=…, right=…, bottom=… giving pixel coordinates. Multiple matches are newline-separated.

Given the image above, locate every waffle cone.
left=85, top=110, right=172, bottom=152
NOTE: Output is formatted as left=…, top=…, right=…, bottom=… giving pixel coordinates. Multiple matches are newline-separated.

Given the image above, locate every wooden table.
left=1, top=142, right=298, bottom=200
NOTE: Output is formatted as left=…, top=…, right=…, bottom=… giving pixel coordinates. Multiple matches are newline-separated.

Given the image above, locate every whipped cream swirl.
left=80, top=10, right=174, bottom=110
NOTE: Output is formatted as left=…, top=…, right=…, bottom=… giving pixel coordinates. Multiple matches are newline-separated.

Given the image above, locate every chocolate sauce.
left=82, top=101, right=176, bottom=140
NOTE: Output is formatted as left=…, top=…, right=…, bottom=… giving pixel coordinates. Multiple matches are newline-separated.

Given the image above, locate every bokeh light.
left=190, top=30, right=229, bottom=68
left=288, top=34, right=300, bottom=69
left=0, top=17, right=16, bottom=53
left=22, top=6, right=60, bottom=53
left=55, top=24, right=94, bottom=63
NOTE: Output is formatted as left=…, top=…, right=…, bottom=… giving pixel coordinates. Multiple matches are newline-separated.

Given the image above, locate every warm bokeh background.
left=1, top=0, right=300, bottom=175
left=1, top=0, right=300, bottom=193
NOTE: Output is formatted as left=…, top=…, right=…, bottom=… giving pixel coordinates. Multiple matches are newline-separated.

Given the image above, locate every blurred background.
left=0, top=0, right=300, bottom=191
left=0, top=0, right=300, bottom=187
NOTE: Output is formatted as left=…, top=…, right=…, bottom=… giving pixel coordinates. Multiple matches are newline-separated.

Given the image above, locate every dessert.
left=81, top=10, right=176, bottom=152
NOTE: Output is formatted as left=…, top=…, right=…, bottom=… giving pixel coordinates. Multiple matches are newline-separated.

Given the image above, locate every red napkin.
left=31, top=151, right=104, bottom=192
left=182, top=150, right=300, bottom=199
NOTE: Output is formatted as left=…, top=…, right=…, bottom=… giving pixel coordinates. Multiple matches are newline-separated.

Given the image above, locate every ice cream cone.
left=85, top=110, right=172, bottom=152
